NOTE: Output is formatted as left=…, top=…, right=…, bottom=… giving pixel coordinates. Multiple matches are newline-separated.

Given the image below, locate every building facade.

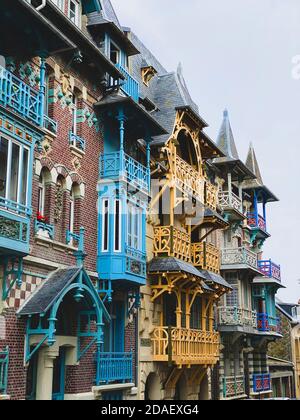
left=0, top=0, right=285, bottom=401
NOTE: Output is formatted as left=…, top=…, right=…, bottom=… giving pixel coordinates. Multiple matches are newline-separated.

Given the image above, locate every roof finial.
left=223, top=109, right=229, bottom=118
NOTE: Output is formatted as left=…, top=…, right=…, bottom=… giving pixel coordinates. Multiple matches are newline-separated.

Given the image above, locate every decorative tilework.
left=6, top=275, right=43, bottom=310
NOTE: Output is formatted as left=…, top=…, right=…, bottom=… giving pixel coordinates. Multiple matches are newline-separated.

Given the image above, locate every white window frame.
left=71, top=94, right=78, bottom=136
left=38, top=175, right=46, bottom=216
left=102, top=199, right=109, bottom=252
left=51, top=0, right=65, bottom=11
left=109, top=41, right=121, bottom=65
left=114, top=199, right=122, bottom=252
left=127, top=203, right=142, bottom=250
left=0, top=135, right=30, bottom=209
left=69, top=0, right=81, bottom=28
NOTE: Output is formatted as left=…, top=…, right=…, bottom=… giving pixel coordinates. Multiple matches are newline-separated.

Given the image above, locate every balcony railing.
left=69, top=131, right=85, bottom=151
left=175, top=155, right=204, bottom=203
left=0, top=198, right=30, bottom=254
left=247, top=212, right=267, bottom=232
left=125, top=246, right=147, bottom=278
left=0, top=66, right=42, bottom=126
left=95, top=352, right=133, bottom=385
left=205, top=181, right=218, bottom=211
left=0, top=347, right=9, bottom=395
left=221, top=247, right=258, bottom=270
left=219, top=191, right=243, bottom=213
left=223, top=376, right=245, bottom=399
left=153, top=226, right=191, bottom=262
left=116, top=64, right=139, bottom=102
left=34, top=219, right=54, bottom=240
left=43, top=115, right=58, bottom=134
left=191, top=242, right=220, bottom=274
left=253, top=373, right=271, bottom=393
left=258, top=259, right=281, bottom=282
left=152, top=327, right=220, bottom=366
left=257, top=313, right=281, bottom=333
left=218, top=307, right=257, bottom=329
left=99, top=151, right=150, bottom=192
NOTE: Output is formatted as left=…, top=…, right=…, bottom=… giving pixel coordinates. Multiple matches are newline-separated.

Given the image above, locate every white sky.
left=112, top=0, right=300, bottom=303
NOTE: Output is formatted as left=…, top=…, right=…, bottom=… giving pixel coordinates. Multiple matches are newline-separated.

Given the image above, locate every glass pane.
left=128, top=205, right=132, bottom=248
left=10, top=142, right=20, bottom=202
left=103, top=200, right=109, bottom=251
left=115, top=200, right=120, bottom=251
left=21, top=148, right=29, bottom=205
left=0, top=137, right=8, bottom=198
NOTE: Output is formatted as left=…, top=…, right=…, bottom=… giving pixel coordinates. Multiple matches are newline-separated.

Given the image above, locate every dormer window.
left=69, top=0, right=80, bottom=27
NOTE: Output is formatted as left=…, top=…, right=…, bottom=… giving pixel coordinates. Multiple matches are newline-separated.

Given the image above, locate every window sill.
left=34, top=234, right=78, bottom=253
left=70, top=145, right=85, bottom=158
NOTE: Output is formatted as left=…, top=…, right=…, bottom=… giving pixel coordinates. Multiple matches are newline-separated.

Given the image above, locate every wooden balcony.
left=221, top=247, right=258, bottom=271
left=205, top=181, right=218, bottom=211
left=219, top=191, right=243, bottom=214
left=253, top=374, right=271, bottom=393
left=175, top=155, right=204, bottom=203
left=153, top=226, right=191, bottom=262
left=258, top=259, right=281, bottom=282
left=222, top=376, right=245, bottom=399
left=218, top=306, right=257, bottom=329
left=115, top=64, right=139, bottom=102
left=152, top=327, right=220, bottom=366
left=191, top=242, right=220, bottom=274
left=95, top=352, right=133, bottom=385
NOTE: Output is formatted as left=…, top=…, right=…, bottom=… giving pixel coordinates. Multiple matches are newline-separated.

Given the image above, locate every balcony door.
left=163, top=294, right=177, bottom=327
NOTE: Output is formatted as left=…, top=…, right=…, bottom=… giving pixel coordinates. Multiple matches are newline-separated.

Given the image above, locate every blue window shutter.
left=82, top=0, right=101, bottom=15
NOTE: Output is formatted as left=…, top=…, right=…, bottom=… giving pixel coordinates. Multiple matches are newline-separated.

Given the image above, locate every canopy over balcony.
left=0, top=0, right=75, bottom=57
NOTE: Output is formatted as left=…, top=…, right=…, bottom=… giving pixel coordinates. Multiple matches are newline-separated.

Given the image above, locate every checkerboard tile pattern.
left=6, top=275, right=43, bottom=309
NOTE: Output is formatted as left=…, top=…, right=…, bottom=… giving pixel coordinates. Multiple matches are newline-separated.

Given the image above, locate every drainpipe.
left=36, top=0, right=47, bottom=11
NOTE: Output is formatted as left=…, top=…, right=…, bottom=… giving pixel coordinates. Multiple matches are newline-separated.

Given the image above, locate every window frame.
left=114, top=199, right=122, bottom=253
left=102, top=198, right=109, bottom=252
left=0, top=135, right=30, bottom=210
left=68, top=0, right=81, bottom=28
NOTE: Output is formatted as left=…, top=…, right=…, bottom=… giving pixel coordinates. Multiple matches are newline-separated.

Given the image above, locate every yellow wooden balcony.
left=205, top=181, right=218, bottom=211
left=175, top=155, right=204, bottom=202
left=152, top=327, right=220, bottom=366
left=153, top=226, right=191, bottom=262
left=191, top=242, right=220, bottom=274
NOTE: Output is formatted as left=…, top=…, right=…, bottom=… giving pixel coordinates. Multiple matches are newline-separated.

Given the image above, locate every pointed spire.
left=245, top=143, right=264, bottom=185
left=216, top=109, right=239, bottom=160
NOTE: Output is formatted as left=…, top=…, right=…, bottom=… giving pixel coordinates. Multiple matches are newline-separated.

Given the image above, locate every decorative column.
left=117, top=106, right=126, bottom=175
left=38, top=53, right=47, bottom=128
left=227, top=172, right=232, bottom=206
left=36, top=348, right=58, bottom=400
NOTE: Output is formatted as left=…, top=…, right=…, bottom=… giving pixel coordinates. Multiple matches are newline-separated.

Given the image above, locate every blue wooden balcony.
left=258, top=259, right=281, bottom=282
left=257, top=313, right=280, bottom=333
left=99, top=151, right=150, bottom=193
left=247, top=212, right=267, bottom=232
left=0, top=66, right=42, bottom=126
left=43, top=115, right=58, bottom=135
left=115, top=64, right=139, bottom=102
left=34, top=219, right=54, bottom=240
left=253, top=373, right=271, bottom=393
left=0, top=347, right=9, bottom=396
left=69, top=131, right=86, bottom=151
left=95, top=352, right=133, bottom=385
left=0, top=199, right=30, bottom=255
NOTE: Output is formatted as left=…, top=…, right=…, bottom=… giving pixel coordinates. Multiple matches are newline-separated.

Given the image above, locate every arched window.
left=68, top=183, right=81, bottom=245
left=37, top=168, right=51, bottom=222
left=38, top=173, right=46, bottom=217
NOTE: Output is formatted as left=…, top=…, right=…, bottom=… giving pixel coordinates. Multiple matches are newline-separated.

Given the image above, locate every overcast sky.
left=113, top=0, right=300, bottom=303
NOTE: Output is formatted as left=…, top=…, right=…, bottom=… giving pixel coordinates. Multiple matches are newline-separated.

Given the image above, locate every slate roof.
left=148, top=257, right=212, bottom=292
left=17, top=267, right=81, bottom=316
left=198, top=270, right=232, bottom=290
left=213, top=110, right=256, bottom=180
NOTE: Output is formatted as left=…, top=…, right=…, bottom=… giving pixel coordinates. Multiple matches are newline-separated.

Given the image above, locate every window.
left=110, top=42, right=120, bottom=65
left=69, top=0, right=80, bottom=27
left=102, top=199, right=109, bottom=252
left=71, top=93, right=78, bottom=136
left=128, top=204, right=142, bottom=250
left=0, top=136, right=29, bottom=208
left=51, top=0, right=64, bottom=11
left=69, top=187, right=75, bottom=235
left=114, top=199, right=121, bottom=252
left=38, top=173, right=46, bottom=217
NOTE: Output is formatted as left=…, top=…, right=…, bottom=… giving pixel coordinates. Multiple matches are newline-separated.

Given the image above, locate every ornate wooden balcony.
left=99, top=150, right=150, bottom=193
left=257, top=313, right=281, bottom=334
left=219, top=191, right=243, bottom=214
left=153, top=226, right=191, bottom=262
left=152, top=327, right=220, bottom=366
left=95, top=352, right=133, bottom=385
left=0, top=66, right=42, bottom=126
left=258, top=259, right=281, bottom=282
left=218, top=306, right=257, bottom=329
left=0, top=347, right=8, bottom=396
left=253, top=373, right=271, bottom=393
left=247, top=212, right=267, bottom=232
left=205, top=181, right=218, bottom=211
left=221, top=247, right=258, bottom=270
left=223, top=376, right=245, bottom=399
left=175, top=155, right=204, bottom=202
left=0, top=198, right=31, bottom=255
left=116, top=64, right=139, bottom=103
left=191, top=242, right=220, bottom=274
